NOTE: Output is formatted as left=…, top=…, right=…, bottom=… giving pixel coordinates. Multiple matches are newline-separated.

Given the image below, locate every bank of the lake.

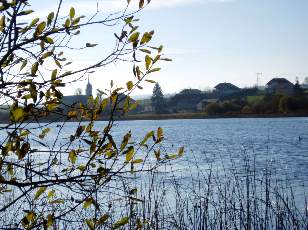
left=118, top=112, right=308, bottom=121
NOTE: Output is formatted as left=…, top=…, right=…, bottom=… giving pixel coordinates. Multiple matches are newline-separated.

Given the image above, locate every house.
left=266, top=78, right=294, bottom=95
left=168, top=89, right=207, bottom=112
left=138, top=98, right=154, bottom=113
left=196, top=98, right=218, bottom=111
left=214, top=83, right=240, bottom=96
left=61, top=78, right=93, bottom=107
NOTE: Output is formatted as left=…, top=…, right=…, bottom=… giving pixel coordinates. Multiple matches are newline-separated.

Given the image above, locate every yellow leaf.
left=148, top=68, right=161, bottom=74
left=10, top=108, right=25, bottom=122
left=113, top=217, right=129, bottom=229
left=139, top=0, right=145, bottom=9
left=69, top=7, right=75, bottom=19
left=97, top=214, right=109, bottom=225
left=34, top=187, right=46, bottom=200
left=125, top=147, right=135, bottom=162
left=20, top=60, right=27, bottom=70
left=154, top=149, right=161, bottom=161
left=140, top=130, right=154, bottom=146
left=126, top=81, right=133, bottom=91
left=45, top=37, right=54, bottom=44
left=42, top=51, right=53, bottom=59
left=47, top=12, right=54, bottom=26
left=178, top=146, right=184, bottom=157
left=166, top=154, right=178, bottom=160
left=128, top=32, right=140, bottom=43
left=47, top=214, right=54, bottom=228
left=132, top=159, right=143, bottom=164
left=0, top=16, right=5, bottom=32
left=120, top=132, right=131, bottom=151
left=51, top=69, right=57, bottom=81
left=140, top=32, right=152, bottom=45
left=85, top=219, right=95, bottom=230
left=31, top=62, right=39, bottom=75
left=83, top=197, right=93, bottom=209
left=35, top=21, right=46, bottom=36
left=145, top=55, right=151, bottom=70
left=67, top=111, right=77, bottom=119
left=29, top=18, right=39, bottom=27
left=69, top=150, right=77, bottom=164
left=157, top=127, right=163, bottom=141
left=49, top=199, right=64, bottom=204
left=47, top=190, right=55, bottom=198
left=145, top=79, right=156, bottom=84
left=64, top=18, right=70, bottom=28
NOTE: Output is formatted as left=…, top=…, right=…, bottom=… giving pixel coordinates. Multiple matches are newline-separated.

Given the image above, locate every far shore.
left=116, top=112, right=308, bottom=121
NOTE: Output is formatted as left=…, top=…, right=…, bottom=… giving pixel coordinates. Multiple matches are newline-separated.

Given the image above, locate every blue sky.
left=30, top=0, right=308, bottom=96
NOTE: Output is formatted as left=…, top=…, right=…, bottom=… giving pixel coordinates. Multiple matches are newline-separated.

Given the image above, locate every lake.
left=1, top=117, right=308, bottom=228
left=34, top=117, right=308, bottom=194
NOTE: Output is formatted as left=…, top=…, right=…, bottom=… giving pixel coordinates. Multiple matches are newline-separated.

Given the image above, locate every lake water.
left=35, top=117, right=308, bottom=191
left=1, top=117, right=308, bottom=227
left=111, top=117, right=308, bottom=183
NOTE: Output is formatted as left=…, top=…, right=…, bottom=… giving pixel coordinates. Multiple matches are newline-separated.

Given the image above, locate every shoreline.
left=1, top=113, right=308, bottom=124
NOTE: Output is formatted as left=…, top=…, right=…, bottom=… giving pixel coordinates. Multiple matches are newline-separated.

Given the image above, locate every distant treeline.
left=204, top=94, right=308, bottom=115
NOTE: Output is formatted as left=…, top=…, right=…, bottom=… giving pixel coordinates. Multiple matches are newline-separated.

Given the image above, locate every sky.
left=29, top=0, right=308, bottom=96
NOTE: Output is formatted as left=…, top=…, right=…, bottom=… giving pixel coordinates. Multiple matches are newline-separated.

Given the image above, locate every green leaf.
left=34, top=187, right=47, bottom=200
left=126, top=81, right=133, bottom=91
left=69, top=7, right=75, bottom=19
left=112, top=217, right=129, bottom=229
left=128, top=32, right=140, bottom=43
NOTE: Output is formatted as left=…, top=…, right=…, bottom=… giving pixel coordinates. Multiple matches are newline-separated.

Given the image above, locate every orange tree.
left=0, top=0, right=183, bottom=229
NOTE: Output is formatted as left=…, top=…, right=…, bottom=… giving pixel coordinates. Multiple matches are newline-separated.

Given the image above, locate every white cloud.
left=26, top=0, right=236, bottom=20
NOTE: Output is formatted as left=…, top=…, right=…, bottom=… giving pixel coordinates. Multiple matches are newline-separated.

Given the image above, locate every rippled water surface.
left=45, top=117, right=308, bottom=187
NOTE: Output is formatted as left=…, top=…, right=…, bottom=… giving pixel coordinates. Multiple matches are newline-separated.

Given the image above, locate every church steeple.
left=85, top=77, right=92, bottom=97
